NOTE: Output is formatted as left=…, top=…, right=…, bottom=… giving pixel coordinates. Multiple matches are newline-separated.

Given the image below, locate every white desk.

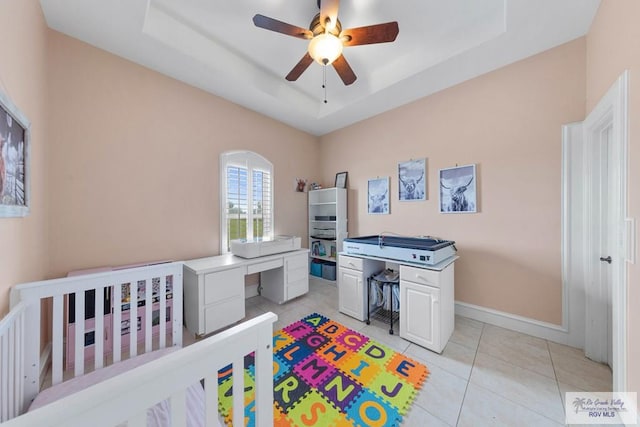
left=183, top=249, right=309, bottom=336
left=338, top=252, right=457, bottom=353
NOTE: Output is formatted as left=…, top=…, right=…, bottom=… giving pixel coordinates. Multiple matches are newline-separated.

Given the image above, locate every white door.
left=585, top=125, right=614, bottom=367
left=338, top=268, right=363, bottom=320
left=399, top=280, right=439, bottom=351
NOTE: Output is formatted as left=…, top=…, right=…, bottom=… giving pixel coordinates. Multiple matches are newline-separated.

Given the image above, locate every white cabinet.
left=183, top=249, right=309, bottom=336
left=309, top=188, right=347, bottom=281
left=399, top=263, right=454, bottom=353
left=261, top=252, right=309, bottom=304
left=337, top=255, right=384, bottom=321
left=184, top=266, right=245, bottom=336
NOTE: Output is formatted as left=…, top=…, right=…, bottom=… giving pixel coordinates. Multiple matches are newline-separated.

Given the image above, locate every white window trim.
left=220, top=151, right=274, bottom=254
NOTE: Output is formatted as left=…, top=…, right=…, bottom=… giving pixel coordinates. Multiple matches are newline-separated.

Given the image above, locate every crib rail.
left=7, top=262, right=183, bottom=414
left=1, top=312, right=277, bottom=427
left=0, top=302, right=25, bottom=422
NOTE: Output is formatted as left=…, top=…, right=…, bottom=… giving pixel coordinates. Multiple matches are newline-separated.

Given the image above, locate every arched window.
left=220, top=151, right=274, bottom=253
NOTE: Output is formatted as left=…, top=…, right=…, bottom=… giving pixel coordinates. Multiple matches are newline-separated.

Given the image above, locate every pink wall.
left=319, top=39, right=587, bottom=325
left=46, top=31, right=319, bottom=277
left=0, top=1, right=49, bottom=316
left=586, top=0, right=640, bottom=396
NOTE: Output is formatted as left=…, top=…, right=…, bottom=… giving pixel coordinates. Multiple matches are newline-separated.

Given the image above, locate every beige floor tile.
left=458, top=383, right=564, bottom=427
left=470, top=352, right=565, bottom=424
left=414, top=363, right=467, bottom=426
left=404, top=340, right=476, bottom=381
left=548, top=342, right=612, bottom=392
left=478, top=324, right=555, bottom=379
left=404, top=404, right=451, bottom=426
left=450, top=315, right=484, bottom=350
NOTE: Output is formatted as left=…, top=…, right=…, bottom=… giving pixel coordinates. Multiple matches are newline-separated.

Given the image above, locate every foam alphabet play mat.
left=218, top=313, right=429, bottom=426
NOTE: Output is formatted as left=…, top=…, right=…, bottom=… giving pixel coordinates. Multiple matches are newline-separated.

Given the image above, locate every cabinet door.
left=338, top=267, right=364, bottom=321
left=400, top=280, right=440, bottom=351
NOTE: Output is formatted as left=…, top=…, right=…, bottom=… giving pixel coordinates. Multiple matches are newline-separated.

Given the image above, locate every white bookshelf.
left=308, top=188, right=347, bottom=281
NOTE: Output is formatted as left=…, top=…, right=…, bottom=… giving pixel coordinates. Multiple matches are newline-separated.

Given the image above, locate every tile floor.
left=194, top=276, right=614, bottom=427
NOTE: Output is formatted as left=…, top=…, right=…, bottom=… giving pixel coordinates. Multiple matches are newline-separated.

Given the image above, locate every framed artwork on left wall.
left=0, top=90, right=30, bottom=218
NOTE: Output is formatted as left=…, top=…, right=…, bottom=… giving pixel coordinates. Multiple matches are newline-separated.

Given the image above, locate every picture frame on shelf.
left=335, top=171, right=348, bottom=188
left=439, top=164, right=477, bottom=213
left=367, top=177, right=390, bottom=214
left=398, top=158, right=426, bottom=201
left=0, top=90, right=30, bottom=218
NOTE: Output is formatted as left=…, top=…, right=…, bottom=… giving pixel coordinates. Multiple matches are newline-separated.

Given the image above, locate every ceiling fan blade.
left=320, top=0, right=340, bottom=32
left=253, top=14, right=313, bottom=40
left=332, top=54, right=356, bottom=85
left=286, top=53, right=314, bottom=81
left=341, top=22, right=399, bottom=46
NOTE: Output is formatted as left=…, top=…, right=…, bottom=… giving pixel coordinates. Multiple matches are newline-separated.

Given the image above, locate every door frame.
left=582, top=71, right=629, bottom=391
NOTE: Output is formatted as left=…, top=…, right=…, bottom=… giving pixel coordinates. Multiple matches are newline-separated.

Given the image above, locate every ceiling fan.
left=253, top=0, right=399, bottom=86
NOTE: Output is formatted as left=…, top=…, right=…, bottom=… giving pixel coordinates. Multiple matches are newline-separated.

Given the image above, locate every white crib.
left=0, top=262, right=275, bottom=426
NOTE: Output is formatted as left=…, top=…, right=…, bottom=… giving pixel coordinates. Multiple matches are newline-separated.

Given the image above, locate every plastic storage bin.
left=322, top=263, right=337, bottom=281
left=310, top=260, right=323, bottom=277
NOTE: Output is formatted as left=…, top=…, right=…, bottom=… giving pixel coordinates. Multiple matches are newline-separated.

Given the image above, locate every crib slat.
left=170, top=390, right=187, bottom=426
left=52, top=295, right=63, bottom=385
left=205, top=376, right=218, bottom=427
left=232, top=357, right=244, bottom=427
left=172, top=272, right=182, bottom=348
left=159, top=276, right=166, bottom=349
left=113, top=284, right=122, bottom=363
left=255, top=320, right=274, bottom=427
left=15, top=312, right=24, bottom=419
left=74, top=291, right=85, bottom=376
left=1, top=332, right=8, bottom=421
left=7, top=323, right=15, bottom=419
left=129, top=282, right=137, bottom=358
left=145, top=279, right=152, bottom=353
left=94, top=288, right=104, bottom=369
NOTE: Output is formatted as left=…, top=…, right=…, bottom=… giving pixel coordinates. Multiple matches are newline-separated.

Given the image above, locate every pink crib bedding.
left=29, top=348, right=214, bottom=427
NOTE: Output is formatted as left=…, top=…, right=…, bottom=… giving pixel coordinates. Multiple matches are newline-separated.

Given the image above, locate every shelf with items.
left=308, top=188, right=347, bottom=281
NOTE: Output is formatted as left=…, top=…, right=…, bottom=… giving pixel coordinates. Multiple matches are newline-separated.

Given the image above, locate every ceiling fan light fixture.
left=308, top=33, right=343, bottom=65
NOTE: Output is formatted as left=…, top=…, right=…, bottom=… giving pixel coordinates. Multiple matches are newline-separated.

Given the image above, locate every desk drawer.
left=338, top=255, right=363, bottom=271
left=204, top=297, right=244, bottom=333
left=287, top=266, right=308, bottom=284
left=400, top=265, right=440, bottom=287
left=286, top=253, right=308, bottom=271
left=204, top=267, right=244, bottom=305
left=287, top=279, right=308, bottom=301
left=247, top=258, right=283, bottom=275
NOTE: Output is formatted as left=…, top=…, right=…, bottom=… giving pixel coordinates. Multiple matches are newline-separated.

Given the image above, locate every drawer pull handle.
left=416, top=275, right=428, bottom=281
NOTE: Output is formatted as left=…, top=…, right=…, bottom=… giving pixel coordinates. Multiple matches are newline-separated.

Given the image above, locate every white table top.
left=338, top=252, right=458, bottom=271
left=183, top=249, right=309, bottom=275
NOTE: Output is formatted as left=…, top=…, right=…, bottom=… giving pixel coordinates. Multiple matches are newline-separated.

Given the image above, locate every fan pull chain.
left=322, top=65, right=328, bottom=104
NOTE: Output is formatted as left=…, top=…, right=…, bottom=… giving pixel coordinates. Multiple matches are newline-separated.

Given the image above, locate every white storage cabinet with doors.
left=337, top=255, right=384, bottom=321
left=399, top=262, right=455, bottom=353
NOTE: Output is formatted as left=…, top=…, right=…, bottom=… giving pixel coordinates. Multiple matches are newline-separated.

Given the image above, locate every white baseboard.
left=40, top=342, right=52, bottom=387
left=455, top=301, right=575, bottom=346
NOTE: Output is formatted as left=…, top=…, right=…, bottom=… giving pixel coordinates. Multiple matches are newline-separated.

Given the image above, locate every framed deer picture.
left=439, top=164, right=477, bottom=213
left=0, top=90, right=30, bottom=218
left=398, top=158, right=426, bottom=201
left=367, top=177, right=390, bottom=214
